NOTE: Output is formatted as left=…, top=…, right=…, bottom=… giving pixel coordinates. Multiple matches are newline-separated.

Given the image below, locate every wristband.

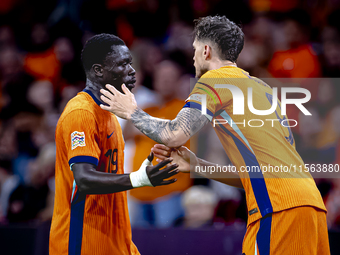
left=129, top=158, right=153, bottom=188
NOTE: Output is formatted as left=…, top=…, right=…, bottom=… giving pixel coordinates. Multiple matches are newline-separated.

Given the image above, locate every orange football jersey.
left=50, top=89, right=139, bottom=255
left=184, top=66, right=326, bottom=225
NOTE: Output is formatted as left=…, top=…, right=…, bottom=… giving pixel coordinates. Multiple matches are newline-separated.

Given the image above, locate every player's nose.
left=129, top=65, right=136, bottom=76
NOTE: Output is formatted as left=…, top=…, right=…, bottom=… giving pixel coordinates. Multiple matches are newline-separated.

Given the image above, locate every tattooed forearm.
left=130, top=108, right=170, bottom=144
left=130, top=107, right=209, bottom=147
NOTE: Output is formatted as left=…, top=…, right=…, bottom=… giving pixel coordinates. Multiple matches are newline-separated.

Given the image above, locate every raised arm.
left=100, top=84, right=209, bottom=147
left=129, top=107, right=208, bottom=147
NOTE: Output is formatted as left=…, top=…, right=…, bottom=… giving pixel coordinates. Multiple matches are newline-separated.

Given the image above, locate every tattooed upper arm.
left=130, top=107, right=209, bottom=147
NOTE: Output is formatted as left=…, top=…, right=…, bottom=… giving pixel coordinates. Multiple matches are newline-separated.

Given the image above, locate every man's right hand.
left=145, top=153, right=179, bottom=186
left=151, top=144, right=199, bottom=173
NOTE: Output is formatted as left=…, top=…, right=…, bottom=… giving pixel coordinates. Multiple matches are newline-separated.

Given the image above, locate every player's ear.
left=92, top=64, right=104, bottom=77
left=203, top=44, right=211, bottom=60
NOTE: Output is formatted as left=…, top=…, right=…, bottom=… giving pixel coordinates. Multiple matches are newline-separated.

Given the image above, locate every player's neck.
left=209, top=59, right=237, bottom=70
left=85, top=79, right=105, bottom=103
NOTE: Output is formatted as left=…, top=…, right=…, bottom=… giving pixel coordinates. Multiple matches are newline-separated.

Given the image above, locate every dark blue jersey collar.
left=83, top=89, right=102, bottom=106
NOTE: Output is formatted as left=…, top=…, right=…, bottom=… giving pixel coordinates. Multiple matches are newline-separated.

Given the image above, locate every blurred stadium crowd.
left=0, top=0, right=340, bottom=232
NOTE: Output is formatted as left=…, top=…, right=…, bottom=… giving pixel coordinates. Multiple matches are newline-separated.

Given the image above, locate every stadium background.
left=0, top=0, right=340, bottom=254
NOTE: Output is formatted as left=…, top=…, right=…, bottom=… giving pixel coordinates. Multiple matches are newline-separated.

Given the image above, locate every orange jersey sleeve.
left=184, top=70, right=232, bottom=121
left=60, top=109, right=101, bottom=167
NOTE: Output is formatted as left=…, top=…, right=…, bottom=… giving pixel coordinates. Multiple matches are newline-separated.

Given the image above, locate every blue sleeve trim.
left=183, top=101, right=214, bottom=117
left=69, top=156, right=99, bottom=167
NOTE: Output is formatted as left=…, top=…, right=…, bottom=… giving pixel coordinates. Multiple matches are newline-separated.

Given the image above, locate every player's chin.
left=125, top=82, right=135, bottom=91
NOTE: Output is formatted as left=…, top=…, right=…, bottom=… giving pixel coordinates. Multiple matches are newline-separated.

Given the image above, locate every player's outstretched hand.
left=151, top=144, right=198, bottom=173
left=100, top=84, right=137, bottom=120
left=145, top=152, right=179, bottom=186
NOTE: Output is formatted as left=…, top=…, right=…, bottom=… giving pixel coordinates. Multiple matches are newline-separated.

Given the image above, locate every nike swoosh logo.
left=107, top=132, right=114, bottom=139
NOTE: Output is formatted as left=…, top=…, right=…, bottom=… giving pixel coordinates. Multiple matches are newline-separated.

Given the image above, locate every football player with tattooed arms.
left=50, top=34, right=179, bottom=255
left=100, top=16, right=330, bottom=255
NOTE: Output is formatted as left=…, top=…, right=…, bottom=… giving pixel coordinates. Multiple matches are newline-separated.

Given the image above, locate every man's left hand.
left=100, top=84, right=137, bottom=119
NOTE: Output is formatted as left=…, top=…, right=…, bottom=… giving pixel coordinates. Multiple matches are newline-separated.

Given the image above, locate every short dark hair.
left=81, top=33, right=125, bottom=72
left=193, top=15, right=244, bottom=62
